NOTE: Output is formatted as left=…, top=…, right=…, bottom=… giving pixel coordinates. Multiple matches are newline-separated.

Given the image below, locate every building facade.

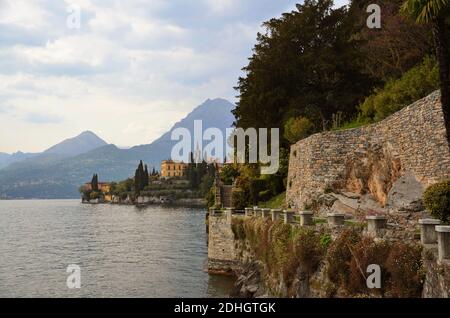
left=160, top=160, right=187, bottom=178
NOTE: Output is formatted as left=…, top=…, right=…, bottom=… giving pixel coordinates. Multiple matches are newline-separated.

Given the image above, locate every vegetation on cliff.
left=226, top=0, right=449, bottom=207
left=231, top=218, right=425, bottom=298
left=423, top=179, right=450, bottom=222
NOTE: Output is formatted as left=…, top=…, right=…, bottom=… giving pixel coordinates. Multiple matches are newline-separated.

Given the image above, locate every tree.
left=351, top=0, right=433, bottom=81
left=186, top=152, right=198, bottom=188
left=402, top=0, right=450, bottom=143
left=91, top=174, right=99, bottom=192
left=284, top=117, right=314, bottom=144
left=233, top=0, right=375, bottom=144
left=359, top=56, right=439, bottom=121
left=144, top=164, right=149, bottom=188
left=134, top=168, right=141, bottom=195
left=134, top=160, right=146, bottom=195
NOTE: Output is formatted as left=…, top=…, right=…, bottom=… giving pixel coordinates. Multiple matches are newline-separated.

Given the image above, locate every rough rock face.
left=387, top=174, right=424, bottom=212
left=343, top=146, right=401, bottom=206
left=230, top=262, right=267, bottom=298
left=287, top=91, right=450, bottom=210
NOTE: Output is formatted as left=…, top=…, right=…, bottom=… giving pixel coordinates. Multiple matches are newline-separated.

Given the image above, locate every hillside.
left=0, top=98, right=235, bottom=199
left=43, top=130, right=108, bottom=156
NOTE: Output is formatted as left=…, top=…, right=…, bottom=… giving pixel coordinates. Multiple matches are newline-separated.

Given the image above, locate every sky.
left=0, top=0, right=349, bottom=153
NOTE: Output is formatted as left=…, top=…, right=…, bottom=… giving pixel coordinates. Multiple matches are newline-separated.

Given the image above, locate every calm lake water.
left=0, top=200, right=234, bottom=298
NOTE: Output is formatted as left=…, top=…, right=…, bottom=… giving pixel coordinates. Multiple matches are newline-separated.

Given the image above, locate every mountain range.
left=0, top=98, right=235, bottom=199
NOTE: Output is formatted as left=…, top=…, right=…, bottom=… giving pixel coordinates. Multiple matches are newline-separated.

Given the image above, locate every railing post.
left=245, top=208, right=253, bottom=217
left=436, top=226, right=450, bottom=262
left=283, top=210, right=295, bottom=224
left=271, top=209, right=282, bottom=221
left=419, top=219, right=441, bottom=245
left=225, top=208, right=234, bottom=223
left=366, top=216, right=387, bottom=236
left=261, top=208, right=270, bottom=218
left=327, top=213, right=345, bottom=226
left=299, top=211, right=314, bottom=226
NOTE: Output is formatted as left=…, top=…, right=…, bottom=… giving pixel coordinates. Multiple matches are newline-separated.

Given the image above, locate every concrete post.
left=327, top=213, right=345, bottom=226
left=261, top=208, right=270, bottom=218
left=299, top=211, right=314, bottom=226
left=225, top=208, right=234, bottom=223
left=366, top=216, right=387, bottom=236
left=283, top=210, right=295, bottom=224
left=419, top=219, right=441, bottom=245
left=436, top=226, right=450, bottom=262
left=245, top=208, right=253, bottom=217
left=271, top=209, right=282, bottom=221
left=253, top=207, right=261, bottom=218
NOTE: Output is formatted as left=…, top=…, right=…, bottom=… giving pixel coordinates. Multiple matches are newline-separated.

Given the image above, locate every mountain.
left=0, top=131, right=107, bottom=171
left=0, top=151, right=38, bottom=169
left=129, top=98, right=235, bottom=167
left=0, top=98, right=235, bottom=199
left=43, top=131, right=108, bottom=156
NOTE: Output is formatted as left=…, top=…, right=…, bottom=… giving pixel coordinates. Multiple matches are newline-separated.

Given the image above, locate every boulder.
left=387, top=174, right=424, bottom=212
left=318, top=193, right=338, bottom=207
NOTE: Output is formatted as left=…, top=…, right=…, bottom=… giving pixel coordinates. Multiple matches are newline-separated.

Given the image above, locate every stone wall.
left=207, top=213, right=236, bottom=274
left=287, top=91, right=450, bottom=209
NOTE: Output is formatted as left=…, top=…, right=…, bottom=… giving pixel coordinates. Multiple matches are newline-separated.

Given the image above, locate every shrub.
left=326, top=228, right=362, bottom=292
left=284, top=116, right=313, bottom=144
left=385, top=242, right=424, bottom=298
left=90, top=191, right=100, bottom=200
left=347, top=238, right=391, bottom=296
left=294, top=229, right=325, bottom=275
left=249, top=179, right=267, bottom=204
left=205, top=186, right=215, bottom=208
left=231, top=217, right=246, bottom=241
left=359, top=56, right=439, bottom=122
left=232, top=189, right=249, bottom=210
left=320, top=233, right=332, bottom=249
left=423, top=180, right=450, bottom=223
left=258, top=189, right=272, bottom=202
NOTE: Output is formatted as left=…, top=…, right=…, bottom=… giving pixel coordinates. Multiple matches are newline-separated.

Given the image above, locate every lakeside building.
left=160, top=160, right=188, bottom=178
left=83, top=182, right=112, bottom=202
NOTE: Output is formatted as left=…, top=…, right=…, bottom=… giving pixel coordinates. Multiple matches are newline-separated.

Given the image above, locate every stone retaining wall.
left=207, top=214, right=236, bottom=274
left=287, top=91, right=450, bottom=208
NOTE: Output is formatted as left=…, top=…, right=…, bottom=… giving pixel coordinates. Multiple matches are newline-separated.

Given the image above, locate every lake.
left=0, top=200, right=234, bottom=298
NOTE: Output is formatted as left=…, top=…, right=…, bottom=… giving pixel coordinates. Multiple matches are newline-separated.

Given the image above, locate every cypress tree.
left=144, top=164, right=149, bottom=188
left=134, top=168, right=141, bottom=195
left=91, top=174, right=99, bottom=192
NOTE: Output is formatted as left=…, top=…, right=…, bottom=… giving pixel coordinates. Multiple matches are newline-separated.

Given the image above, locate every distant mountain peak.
left=43, top=131, right=108, bottom=157
left=79, top=130, right=97, bottom=136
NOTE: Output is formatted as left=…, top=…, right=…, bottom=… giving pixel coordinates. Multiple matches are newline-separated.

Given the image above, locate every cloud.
left=0, top=0, right=303, bottom=152
left=0, top=0, right=50, bottom=30
left=23, top=112, right=64, bottom=124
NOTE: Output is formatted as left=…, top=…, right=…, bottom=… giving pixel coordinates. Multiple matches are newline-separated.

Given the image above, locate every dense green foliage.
left=134, top=160, right=149, bottom=195
left=423, top=179, right=450, bottom=222
left=258, top=192, right=286, bottom=209
left=283, top=117, right=314, bottom=144
left=359, top=56, right=439, bottom=121
left=233, top=0, right=375, bottom=142
left=401, top=0, right=450, bottom=144
left=186, top=152, right=216, bottom=192
left=229, top=0, right=442, bottom=205
left=91, top=174, right=99, bottom=191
